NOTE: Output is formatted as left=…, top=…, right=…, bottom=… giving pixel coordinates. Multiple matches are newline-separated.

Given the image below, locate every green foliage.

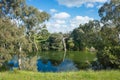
left=48, top=33, right=63, bottom=51
left=37, top=26, right=50, bottom=51
left=41, top=42, right=50, bottom=51
left=92, top=26, right=119, bottom=51
left=0, top=18, right=30, bottom=60
left=95, top=0, right=120, bottom=69
left=37, top=26, right=50, bottom=42
left=0, top=0, right=50, bottom=71
left=0, top=0, right=26, bottom=18
left=99, top=0, right=120, bottom=26
left=0, top=18, right=34, bottom=71
left=71, top=28, right=85, bottom=50
left=71, top=20, right=100, bottom=51
left=97, top=46, right=120, bottom=69
left=66, top=38, right=74, bottom=50
left=68, top=0, right=120, bottom=69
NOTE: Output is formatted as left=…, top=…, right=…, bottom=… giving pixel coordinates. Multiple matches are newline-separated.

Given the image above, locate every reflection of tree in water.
left=37, top=59, right=78, bottom=72
left=57, top=59, right=78, bottom=72
left=37, top=59, right=57, bottom=72
left=38, top=58, right=62, bottom=66
left=49, top=59, right=62, bottom=66
left=74, top=61, right=91, bottom=69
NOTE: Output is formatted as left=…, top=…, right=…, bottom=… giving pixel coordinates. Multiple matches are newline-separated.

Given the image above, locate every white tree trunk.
left=62, top=37, right=67, bottom=61
left=62, top=38, right=66, bottom=52
left=18, top=42, right=22, bottom=70
left=18, top=57, right=22, bottom=70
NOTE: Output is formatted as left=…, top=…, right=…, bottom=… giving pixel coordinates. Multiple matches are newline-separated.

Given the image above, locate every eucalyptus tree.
left=0, top=0, right=50, bottom=52
left=96, top=0, right=120, bottom=69
left=0, top=18, right=32, bottom=69
left=71, top=20, right=100, bottom=50
left=99, top=0, right=120, bottom=27
left=0, top=0, right=50, bottom=70
left=22, top=6, right=50, bottom=52
left=97, top=26, right=120, bottom=69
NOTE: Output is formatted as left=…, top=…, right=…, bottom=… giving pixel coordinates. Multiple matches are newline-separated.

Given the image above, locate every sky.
left=26, top=0, right=108, bottom=33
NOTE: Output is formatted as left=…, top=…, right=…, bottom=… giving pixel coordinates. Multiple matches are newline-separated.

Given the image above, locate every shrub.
left=97, top=46, right=120, bottom=69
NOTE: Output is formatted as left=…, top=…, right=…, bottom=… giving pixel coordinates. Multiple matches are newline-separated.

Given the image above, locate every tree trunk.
left=33, top=36, right=38, bottom=52
left=18, top=56, right=22, bottom=70
left=62, top=38, right=66, bottom=52
left=62, top=37, right=67, bottom=61
left=18, top=42, right=22, bottom=70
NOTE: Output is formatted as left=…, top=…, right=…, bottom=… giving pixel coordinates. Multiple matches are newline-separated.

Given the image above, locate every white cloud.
left=53, top=12, right=71, bottom=19
left=57, top=0, right=108, bottom=7
left=56, top=20, right=66, bottom=24
left=50, top=9, right=57, bottom=13
left=46, top=21, right=68, bottom=33
left=70, top=16, right=94, bottom=29
left=46, top=17, right=68, bottom=33
left=86, top=3, right=94, bottom=8
left=71, top=16, right=94, bottom=25
left=46, top=13, right=94, bottom=33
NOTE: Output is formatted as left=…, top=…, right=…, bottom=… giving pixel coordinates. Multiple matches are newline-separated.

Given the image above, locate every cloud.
left=56, top=20, right=66, bottom=24
left=86, top=3, right=94, bottom=8
left=46, top=21, right=68, bottom=33
left=75, top=16, right=94, bottom=23
left=46, top=12, right=94, bottom=33
left=70, top=16, right=94, bottom=28
left=57, top=0, right=107, bottom=7
left=53, top=12, right=71, bottom=19
left=50, top=9, right=57, bottom=13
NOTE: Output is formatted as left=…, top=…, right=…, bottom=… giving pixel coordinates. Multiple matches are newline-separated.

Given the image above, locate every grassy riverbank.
left=0, top=70, right=120, bottom=80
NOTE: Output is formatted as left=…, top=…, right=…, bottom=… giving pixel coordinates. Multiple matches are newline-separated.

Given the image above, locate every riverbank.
left=0, top=70, right=119, bottom=80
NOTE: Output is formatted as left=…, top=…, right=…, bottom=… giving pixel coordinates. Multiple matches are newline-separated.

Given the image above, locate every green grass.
left=0, top=70, right=120, bottom=80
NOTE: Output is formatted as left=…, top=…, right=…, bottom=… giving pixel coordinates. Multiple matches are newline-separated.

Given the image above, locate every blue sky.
left=26, top=0, right=108, bottom=33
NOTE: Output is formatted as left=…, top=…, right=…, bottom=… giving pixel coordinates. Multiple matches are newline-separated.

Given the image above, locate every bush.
left=97, top=46, right=120, bottom=69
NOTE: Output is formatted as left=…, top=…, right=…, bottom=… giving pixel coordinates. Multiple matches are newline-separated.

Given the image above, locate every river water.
left=9, top=51, right=96, bottom=72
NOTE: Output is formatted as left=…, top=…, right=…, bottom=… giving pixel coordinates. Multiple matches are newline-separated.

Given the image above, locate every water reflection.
left=37, top=59, right=78, bottom=72
left=8, top=51, right=96, bottom=72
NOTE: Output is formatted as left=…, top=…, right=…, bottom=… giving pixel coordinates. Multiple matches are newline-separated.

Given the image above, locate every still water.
left=9, top=51, right=96, bottom=72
